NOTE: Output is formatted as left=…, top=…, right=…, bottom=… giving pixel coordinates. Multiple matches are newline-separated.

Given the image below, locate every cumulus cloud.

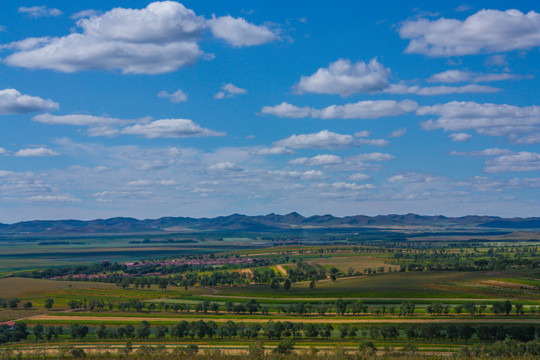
left=260, top=102, right=312, bottom=118
left=262, top=100, right=418, bottom=119
left=352, top=152, right=394, bottom=161
left=5, top=2, right=206, bottom=74
left=274, top=130, right=388, bottom=149
left=0, top=147, right=9, bottom=155
left=33, top=113, right=143, bottom=138
left=15, top=147, right=59, bottom=157
left=289, top=154, right=343, bottom=166
left=484, top=152, right=540, bottom=173
left=121, top=119, right=225, bottom=138
left=157, top=89, right=188, bottom=103
left=349, top=173, right=371, bottom=181
left=400, top=9, right=540, bottom=56
left=317, top=100, right=418, bottom=119
left=357, top=138, right=389, bottom=146
left=295, top=58, right=390, bottom=96
left=270, top=170, right=324, bottom=180
left=208, top=161, right=242, bottom=171
left=19, top=6, right=63, bottom=18
left=514, top=133, right=540, bottom=144
left=332, top=182, right=375, bottom=190
left=419, top=101, right=540, bottom=141
left=450, top=148, right=515, bottom=156
left=0, top=89, right=59, bottom=114
left=214, top=83, right=247, bottom=99
left=71, top=9, right=99, bottom=20
left=389, top=128, right=407, bottom=137
left=428, top=70, right=519, bottom=83
left=33, top=113, right=127, bottom=126
left=34, top=113, right=224, bottom=139
left=384, top=83, right=500, bottom=95
left=388, top=172, right=442, bottom=183
left=449, top=133, right=472, bottom=142
left=208, top=15, right=277, bottom=47
left=253, top=147, right=293, bottom=155
left=275, top=130, right=355, bottom=149
left=27, top=195, right=80, bottom=202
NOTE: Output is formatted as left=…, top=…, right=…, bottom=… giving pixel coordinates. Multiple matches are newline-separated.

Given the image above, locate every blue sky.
left=1, top=1, right=540, bottom=222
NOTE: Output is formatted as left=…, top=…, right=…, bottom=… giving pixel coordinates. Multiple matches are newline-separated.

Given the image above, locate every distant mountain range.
left=1, top=213, right=540, bottom=235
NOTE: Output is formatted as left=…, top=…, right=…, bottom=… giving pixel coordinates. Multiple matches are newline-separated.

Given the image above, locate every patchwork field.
left=0, top=232, right=539, bottom=359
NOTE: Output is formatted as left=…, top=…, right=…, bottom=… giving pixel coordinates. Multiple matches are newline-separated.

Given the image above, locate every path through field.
left=275, top=265, right=287, bottom=276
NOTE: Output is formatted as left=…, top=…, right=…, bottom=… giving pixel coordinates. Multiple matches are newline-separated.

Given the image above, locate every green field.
left=0, top=233, right=539, bottom=359
left=207, top=270, right=540, bottom=299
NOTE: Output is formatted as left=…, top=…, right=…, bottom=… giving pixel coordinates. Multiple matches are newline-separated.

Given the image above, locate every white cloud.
left=356, top=138, right=389, bottom=146
left=208, top=161, right=242, bottom=171
left=33, top=113, right=127, bottom=126
left=19, top=6, right=63, bottom=18
left=157, top=89, right=187, bottom=103
left=457, top=176, right=540, bottom=193
left=208, top=15, right=277, bottom=47
left=484, top=152, right=540, bottom=173
left=121, top=119, right=225, bottom=138
left=269, top=170, right=325, bottom=180
left=34, top=114, right=223, bottom=139
left=485, top=54, right=509, bottom=68
left=450, top=148, right=515, bottom=157
left=126, top=179, right=153, bottom=187
left=332, top=182, right=375, bottom=190
left=349, top=173, right=371, bottom=181
left=295, top=58, right=390, bottom=96
left=389, top=128, right=406, bottom=137
left=449, top=133, right=472, bottom=142
left=318, top=100, right=418, bottom=119
left=428, top=70, right=519, bottom=83
left=33, top=113, right=144, bottom=138
left=514, top=132, right=540, bottom=144
left=5, top=2, right=207, bottom=74
left=261, top=100, right=418, bottom=119
left=71, top=9, right=99, bottom=20
left=289, top=154, right=343, bottom=166
left=384, top=83, right=500, bottom=95
left=15, top=147, right=59, bottom=157
left=215, top=83, right=247, bottom=99
left=260, top=102, right=312, bottom=118
left=388, top=172, right=442, bottom=183
left=253, top=147, right=293, bottom=155
left=0, top=89, right=59, bottom=114
left=0, top=170, right=51, bottom=198
left=300, top=170, right=324, bottom=180
left=0, top=147, right=9, bottom=155
left=275, top=130, right=355, bottom=149
left=455, top=4, right=471, bottom=12
left=400, top=9, right=540, bottom=56
left=419, top=101, right=540, bottom=141
left=27, top=195, right=80, bottom=202
left=352, top=152, right=394, bottom=161
left=274, top=130, right=387, bottom=149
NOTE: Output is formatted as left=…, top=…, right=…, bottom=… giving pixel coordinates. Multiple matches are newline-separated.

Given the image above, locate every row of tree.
left=4, top=322, right=538, bottom=345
